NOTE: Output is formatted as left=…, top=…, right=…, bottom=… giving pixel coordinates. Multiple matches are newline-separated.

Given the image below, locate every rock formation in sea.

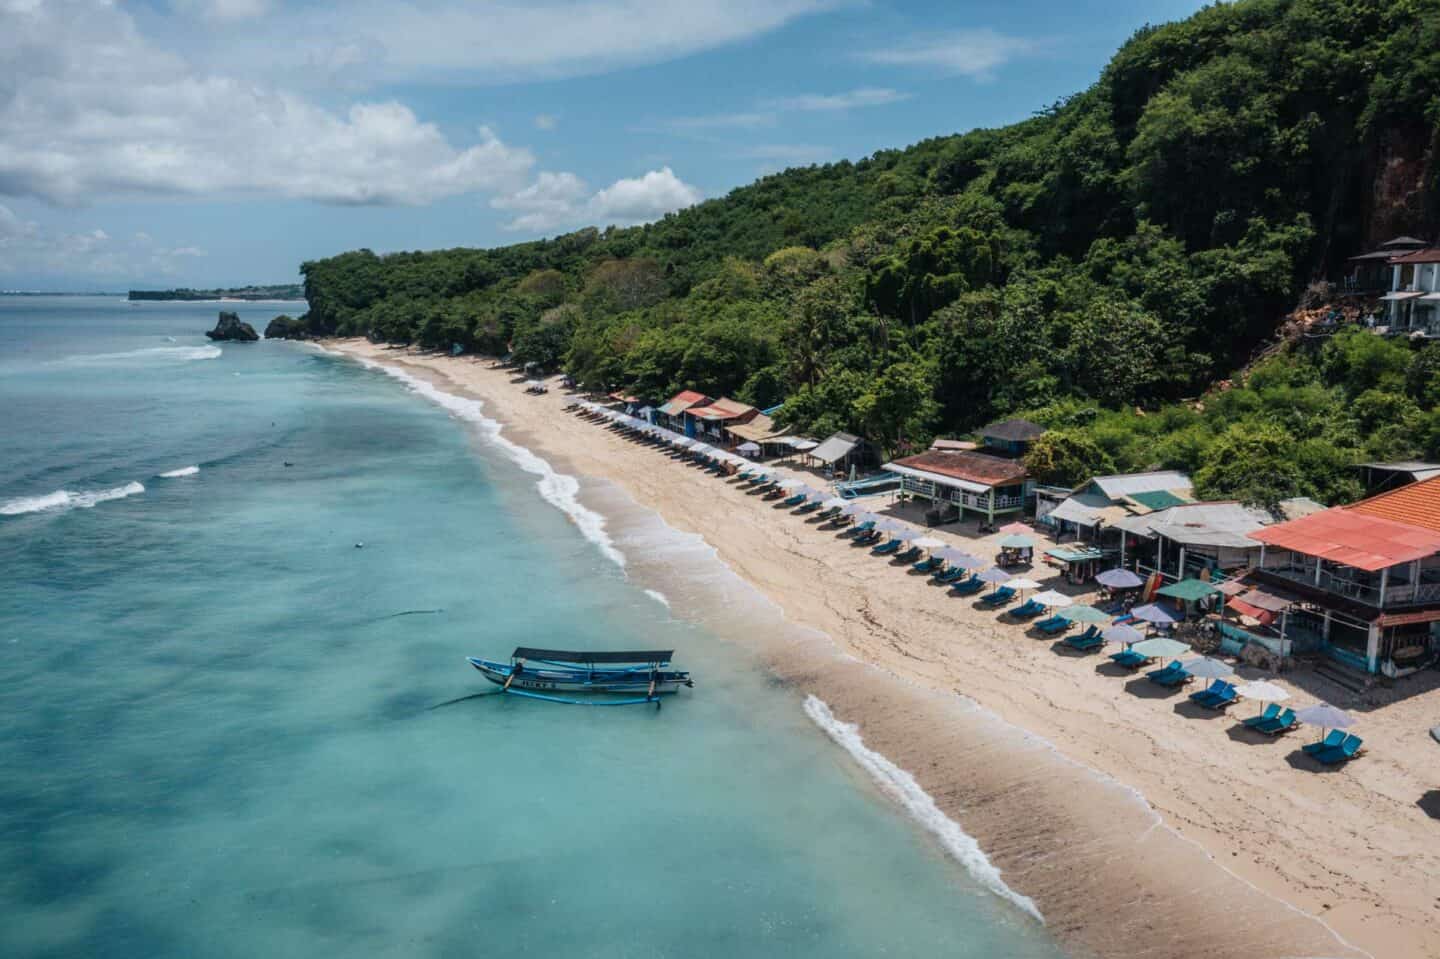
left=263, top=314, right=307, bottom=340
left=206, top=311, right=259, bottom=342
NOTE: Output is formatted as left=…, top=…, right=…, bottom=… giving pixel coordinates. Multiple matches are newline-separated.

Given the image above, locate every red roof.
left=658, top=390, right=709, bottom=416
left=891, top=451, right=1028, bottom=488
left=687, top=397, right=757, bottom=421
left=1249, top=508, right=1440, bottom=571
left=1347, top=473, right=1440, bottom=533
left=1388, top=248, right=1440, bottom=264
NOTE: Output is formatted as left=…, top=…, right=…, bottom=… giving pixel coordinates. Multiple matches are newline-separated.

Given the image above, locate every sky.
left=0, top=0, right=1212, bottom=291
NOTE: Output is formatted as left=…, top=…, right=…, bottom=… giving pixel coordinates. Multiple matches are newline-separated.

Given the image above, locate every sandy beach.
left=330, top=339, right=1439, bottom=959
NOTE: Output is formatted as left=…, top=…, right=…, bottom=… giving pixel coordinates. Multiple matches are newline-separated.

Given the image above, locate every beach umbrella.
left=874, top=518, right=908, bottom=532
left=939, top=549, right=985, bottom=569
left=891, top=526, right=920, bottom=541
left=671, top=436, right=695, bottom=448
left=1006, top=577, right=1042, bottom=591
left=839, top=501, right=867, bottom=515
left=796, top=486, right=824, bottom=500
left=977, top=567, right=1012, bottom=584
left=997, top=521, right=1032, bottom=535
left=999, top=533, right=1035, bottom=549
left=1131, top=637, right=1190, bottom=659
left=777, top=477, right=806, bottom=490
left=911, top=536, right=946, bottom=550
left=1103, top=624, right=1145, bottom=646
left=691, top=443, right=716, bottom=457
left=1183, top=657, right=1235, bottom=680
left=1096, top=568, right=1145, bottom=590
left=1130, top=603, right=1178, bottom=626
left=1031, top=589, right=1073, bottom=608
left=1059, top=604, right=1109, bottom=623
left=822, top=497, right=848, bottom=509
left=737, top=441, right=761, bottom=455
left=1238, top=681, right=1289, bottom=702
left=1295, top=703, right=1355, bottom=731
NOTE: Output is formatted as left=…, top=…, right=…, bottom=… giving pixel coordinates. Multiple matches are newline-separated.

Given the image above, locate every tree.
left=1023, top=431, right=1114, bottom=488
left=1193, top=423, right=1306, bottom=508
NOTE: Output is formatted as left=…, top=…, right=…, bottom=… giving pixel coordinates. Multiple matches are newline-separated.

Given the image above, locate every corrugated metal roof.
left=1388, top=248, right=1440, bottom=264
left=1047, top=491, right=1116, bottom=527
left=811, top=432, right=861, bottom=465
left=1115, top=501, right=1269, bottom=548
left=883, top=462, right=988, bottom=495
left=1126, top=489, right=1191, bottom=511
left=687, top=397, right=755, bottom=420
left=1346, top=473, right=1440, bottom=533
left=980, top=419, right=1045, bottom=442
left=727, top=414, right=786, bottom=442
left=888, top=450, right=1027, bottom=488
left=1249, top=507, right=1440, bottom=571
left=1090, top=470, right=1192, bottom=500
left=658, top=390, right=708, bottom=416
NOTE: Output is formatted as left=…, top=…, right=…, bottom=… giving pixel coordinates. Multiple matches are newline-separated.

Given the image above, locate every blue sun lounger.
left=1109, top=648, right=1149, bottom=669
left=933, top=566, right=967, bottom=584
left=1189, top=680, right=1239, bottom=709
left=1302, top=729, right=1347, bottom=755
left=1010, top=598, right=1045, bottom=619
left=1313, top=734, right=1364, bottom=765
left=847, top=520, right=876, bottom=537
left=1241, top=703, right=1282, bottom=728
left=979, top=586, right=1016, bottom=608
left=913, top=556, right=944, bottom=574
left=1064, top=627, right=1104, bottom=651
left=949, top=575, right=984, bottom=596
left=871, top=538, right=903, bottom=555
left=1035, top=614, right=1070, bottom=634
left=854, top=529, right=883, bottom=546
left=1146, top=660, right=1191, bottom=687
left=782, top=493, right=807, bottom=507
left=895, top=545, right=923, bottom=563
left=1252, top=707, right=1298, bottom=735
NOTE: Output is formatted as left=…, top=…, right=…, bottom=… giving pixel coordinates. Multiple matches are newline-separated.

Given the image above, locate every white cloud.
left=494, top=167, right=701, bottom=233
left=764, top=88, right=909, bottom=111
left=0, top=203, right=206, bottom=281
left=534, top=113, right=558, bottom=131
left=0, top=0, right=536, bottom=206
left=172, top=0, right=271, bottom=21
left=862, top=29, right=1035, bottom=79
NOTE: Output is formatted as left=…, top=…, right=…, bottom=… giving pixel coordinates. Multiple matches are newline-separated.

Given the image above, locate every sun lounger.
left=782, top=493, right=806, bottom=507
left=795, top=500, right=822, bottom=514
left=913, top=556, right=944, bottom=574
left=894, top=546, right=923, bottom=563
left=1301, top=729, right=1347, bottom=755
left=1189, top=680, right=1239, bottom=709
left=1313, top=734, right=1364, bottom=765
left=1147, top=660, right=1192, bottom=687
left=933, top=566, right=967, bottom=584
left=846, top=520, right=876, bottom=536
left=1252, top=707, right=1298, bottom=735
left=854, top=530, right=883, bottom=546
left=815, top=506, right=842, bottom=521
left=1109, top=649, right=1149, bottom=669
left=979, top=586, right=1016, bottom=608
left=949, top=576, right=984, bottom=596
left=1064, top=630, right=1104, bottom=651
left=1241, top=703, right=1282, bottom=728
left=871, top=539, right=902, bottom=555
left=1010, top=598, right=1045, bottom=619
left=1035, top=614, right=1070, bottom=634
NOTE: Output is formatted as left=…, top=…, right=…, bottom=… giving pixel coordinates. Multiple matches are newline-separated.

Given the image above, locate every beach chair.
left=814, top=506, right=842, bottom=522
left=1241, top=703, right=1283, bottom=729
left=871, top=538, right=903, bottom=555
left=1253, top=707, right=1298, bottom=735
left=781, top=493, right=806, bottom=507
left=1035, top=614, right=1070, bottom=634
left=1301, top=729, right=1347, bottom=755
left=795, top=500, right=822, bottom=514
left=1147, top=661, right=1192, bottom=687
left=1064, top=629, right=1104, bottom=652
left=1010, top=598, right=1045, bottom=619
left=1313, top=734, right=1364, bottom=765
left=949, top=576, right=985, bottom=596
left=979, top=586, right=1016, bottom=608
left=1109, top=649, right=1149, bottom=669
left=1189, top=680, right=1239, bottom=709
left=854, top=529, right=883, bottom=546
left=912, top=556, right=944, bottom=574
left=933, top=566, right=967, bottom=584
left=894, top=545, right=923, bottom=563
left=846, top=520, right=876, bottom=538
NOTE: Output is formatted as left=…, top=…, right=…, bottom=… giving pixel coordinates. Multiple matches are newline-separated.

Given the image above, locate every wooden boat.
left=467, top=647, right=693, bottom=707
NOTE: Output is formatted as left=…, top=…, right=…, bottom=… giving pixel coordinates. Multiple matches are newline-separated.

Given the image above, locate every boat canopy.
left=512, top=647, right=674, bottom=665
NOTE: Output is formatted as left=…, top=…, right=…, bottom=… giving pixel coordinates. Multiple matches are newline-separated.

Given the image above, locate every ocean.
left=0, top=296, right=1065, bottom=958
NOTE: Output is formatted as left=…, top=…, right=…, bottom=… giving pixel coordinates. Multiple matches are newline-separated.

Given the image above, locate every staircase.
left=1314, top=656, right=1369, bottom=694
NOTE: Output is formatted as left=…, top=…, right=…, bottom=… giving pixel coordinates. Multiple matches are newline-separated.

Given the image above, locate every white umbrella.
left=891, top=527, right=919, bottom=541
left=777, top=477, right=806, bottom=490
left=1183, top=657, right=1235, bottom=680
left=977, top=567, right=1012, bottom=584
left=737, top=442, right=761, bottom=454
left=1103, top=624, right=1145, bottom=646
left=839, top=501, right=866, bottom=515
left=822, top=497, right=849, bottom=509
left=1006, top=577, right=1043, bottom=591
left=1031, top=589, right=1072, bottom=608
left=672, top=436, right=695, bottom=448
left=1295, top=703, right=1355, bottom=730
left=911, top=536, right=946, bottom=550
left=1238, top=681, right=1289, bottom=702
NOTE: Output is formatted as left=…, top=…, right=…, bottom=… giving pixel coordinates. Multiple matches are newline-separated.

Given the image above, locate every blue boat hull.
left=467, top=658, right=692, bottom=696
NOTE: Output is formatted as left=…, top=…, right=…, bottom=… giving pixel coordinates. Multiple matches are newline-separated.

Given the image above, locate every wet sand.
left=329, top=340, right=1440, bottom=959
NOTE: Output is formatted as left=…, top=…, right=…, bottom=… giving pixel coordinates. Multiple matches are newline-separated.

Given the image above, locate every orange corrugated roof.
left=1347, top=473, right=1440, bottom=533
left=1249, top=508, right=1440, bottom=571
left=687, top=397, right=756, bottom=420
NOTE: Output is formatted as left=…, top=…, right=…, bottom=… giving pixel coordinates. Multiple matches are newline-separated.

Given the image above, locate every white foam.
left=349, top=356, right=626, bottom=568
left=0, top=481, right=145, bottom=516
left=159, top=465, right=200, bottom=478
left=59, top=345, right=221, bottom=366
left=643, top=589, right=671, bottom=608
left=803, top=694, right=1045, bottom=924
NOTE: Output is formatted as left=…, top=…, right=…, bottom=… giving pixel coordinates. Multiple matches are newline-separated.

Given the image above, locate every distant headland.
left=128, top=284, right=303, bottom=301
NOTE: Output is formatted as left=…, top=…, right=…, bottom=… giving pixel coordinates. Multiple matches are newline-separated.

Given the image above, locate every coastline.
left=327, top=339, right=1438, bottom=959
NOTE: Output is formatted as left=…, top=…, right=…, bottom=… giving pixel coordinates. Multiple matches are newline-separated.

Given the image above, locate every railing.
left=1216, top=620, right=1291, bottom=658
left=1260, top=565, right=1382, bottom=606
left=1382, top=582, right=1440, bottom=605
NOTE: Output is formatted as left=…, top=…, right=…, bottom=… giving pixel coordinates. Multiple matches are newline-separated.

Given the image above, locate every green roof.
left=1044, top=546, right=1105, bottom=563
left=1129, top=489, right=1190, bottom=510
left=1156, top=578, right=1220, bottom=602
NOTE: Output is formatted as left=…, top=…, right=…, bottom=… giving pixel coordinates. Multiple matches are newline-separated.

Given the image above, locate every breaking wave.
left=803, top=695, right=1044, bottom=923
left=158, top=465, right=200, bottom=478
left=60, top=345, right=221, bottom=366
left=347, top=355, right=626, bottom=568
left=0, top=481, right=145, bottom=516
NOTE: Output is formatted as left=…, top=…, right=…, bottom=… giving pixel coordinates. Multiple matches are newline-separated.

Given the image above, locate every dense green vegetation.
left=298, top=0, right=1440, bottom=506
left=128, top=284, right=303, bottom=301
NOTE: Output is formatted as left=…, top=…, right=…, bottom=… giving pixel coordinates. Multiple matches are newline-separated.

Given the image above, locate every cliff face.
left=1361, top=122, right=1440, bottom=245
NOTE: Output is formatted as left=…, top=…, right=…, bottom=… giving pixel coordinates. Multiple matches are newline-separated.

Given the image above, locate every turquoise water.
left=0, top=297, right=1064, bottom=958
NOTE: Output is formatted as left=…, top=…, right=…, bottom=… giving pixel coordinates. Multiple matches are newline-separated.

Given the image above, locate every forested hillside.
left=299, top=0, right=1440, bottom=506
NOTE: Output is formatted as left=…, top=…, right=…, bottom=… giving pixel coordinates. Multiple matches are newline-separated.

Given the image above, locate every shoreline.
left=327, top=339, right=1437, bottom=959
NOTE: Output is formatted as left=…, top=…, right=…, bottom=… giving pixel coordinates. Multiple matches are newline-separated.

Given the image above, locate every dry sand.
left=330, top=340, right=1440, bottom=959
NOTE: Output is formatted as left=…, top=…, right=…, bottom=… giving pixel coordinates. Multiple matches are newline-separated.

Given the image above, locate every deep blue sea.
left=0, top=296, right=1064, bottom=958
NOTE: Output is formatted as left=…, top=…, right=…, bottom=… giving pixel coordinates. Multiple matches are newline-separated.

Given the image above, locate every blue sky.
left=0, top=0, right=1211, bottom=290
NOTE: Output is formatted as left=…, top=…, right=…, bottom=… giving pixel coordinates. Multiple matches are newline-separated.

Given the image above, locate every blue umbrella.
left=977, top=567, right=1013, bottom=584
left=1096, top=568, right=1145, bottom=589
